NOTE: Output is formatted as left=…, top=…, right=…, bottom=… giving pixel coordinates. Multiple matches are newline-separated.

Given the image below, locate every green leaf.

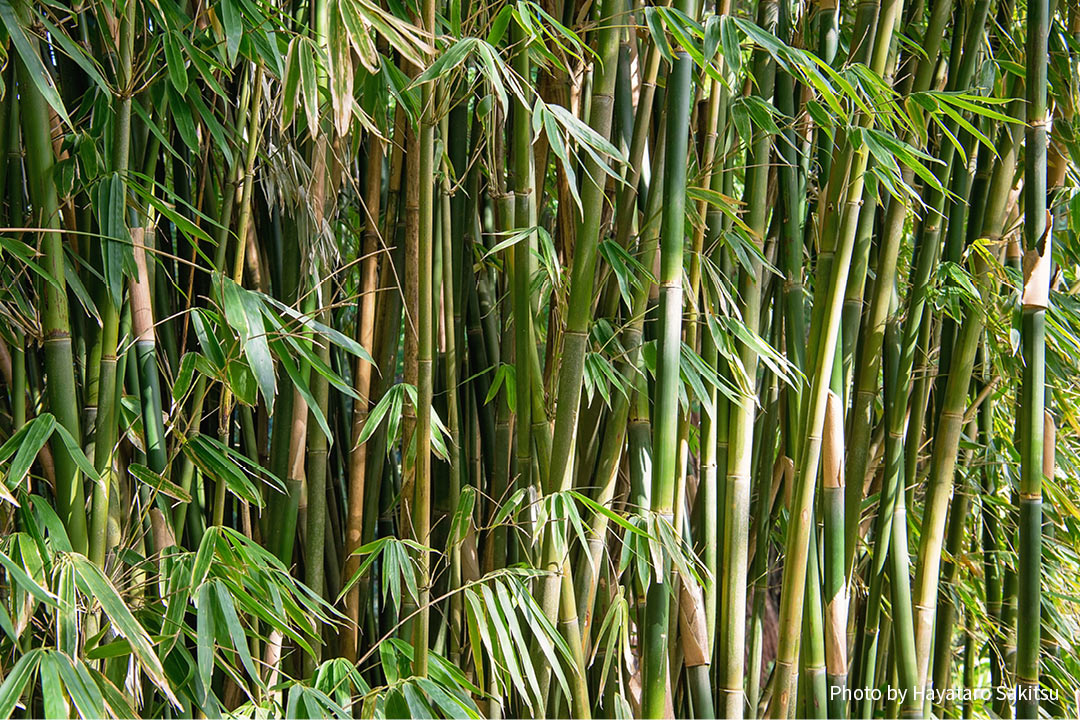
left=402, top=681, right=434, bottom=719
left=282, top=38, right=302, bottom=128
left=49, top=423, right=100, bottom=486
left=169, top=86, right=201, bottom=154
left=97, top=172, right=132, bottom=309
left=0, top=549, right=57, bottom=607
left=416, top=677, right=480, bottom=719
left=164, top=31, right=189, bottom=94
left=570, top=491, right=650, bottom=539
left=1, top=413, right=55, bottom=502
left=355, top=383, right=409, bottom=449
left=91, top=671, right=138, bottom=719
left=129, top=464, right=193, bottom=503
left=220, top=0, right=242, bottom=67
left=0, top=603, right=17, bottom=644
left=56, top=562, right=76, bottom=657
left=0, top=649, right=42, bottom=718
left=272, top=340, right=333, bottom=440
left=0, top=1, right=70, bottom=127
left=480, top=583, right=530, bottom=708
left=644, top=7, right=674, bottom=64
left=38, top=652, right=68, bottom=720
left=213, top=580, right=263, bottom=688
left=448, top=485, right=476, bottom=546
left=0, top=237, right=63, bottom=292
left=720, top=15, right=742, bottom=81
left=221, top=276, right=277, bottom=414
left=299, top=38, right=319, bottom=136
left=487, top=6, right=513, bottom=45
left=703, top=14, right=721, bottom=65
left=34, top=13, right=108, bottom=95
left=51, top=652, right=104, bottom=720
left=192, top=309, right=227, bottom=369
left=184, top=434, right=278, bottom=507
left=338, top=1, right=379, bottom=73
left=196, top=582, right=216, bottom=709
left=69, top=554, right=180, bottom=707
left=258, top=293, right=375, bottom=363
left=173, top=352, right=199, bottom=401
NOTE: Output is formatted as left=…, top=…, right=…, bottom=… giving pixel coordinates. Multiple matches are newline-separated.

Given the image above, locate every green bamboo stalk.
left=842, top=0, right=964, bottom=575
left=641, top=47, right=692, bottom=720
left=821, top=389, right=847, bottom=719
left=413, top=0, right=437, bottom=673
left=930, top=410, right=978, bottom=717
left=1016, top=0, right=1050, bottom=706
left=17, top=52, right=89, bottom=553
left=962, top=626, right=976, bottom=719
left=88, top=0, right=135, bottom=566
left=719, top=1, right=776, bottom=713
left=530, top=0, right=620, bottom=704
left=303, top=277, right=333, bottom=675
left=575, top=138, right=666, bottom=647
left=439, top=169, right=465, bottom=665
left=131, top=229, right=168, bottom=475
left=543, top=0, right=620, bottom=495
left=748, top=383, right=784, bottom=719
left=483, top=170, right=514, bottom=578
left=909, top=296, right=986, bottom=696
left=908, top=54, right=1007, bottom=702
left=802, top=531, right=827, bottom=720
left=767, top=0, right=902, bottom=701
left=698, top=85, right=729, bottom=670
left=980, top=351, right=1005, bottom=704
left=854, top=313, right=902, bottom=720
left=11, top=331, right=25, bottom=431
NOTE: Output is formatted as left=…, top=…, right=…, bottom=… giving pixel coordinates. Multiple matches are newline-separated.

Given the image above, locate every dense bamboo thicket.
left=1, top=0, right=1080, bottom=716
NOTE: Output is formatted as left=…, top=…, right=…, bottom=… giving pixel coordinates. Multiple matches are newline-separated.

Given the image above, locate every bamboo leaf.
left=0, top=549, right=56, bottom=606
left=164, top=31, right=189, bottom=94
left=213, top=579, right=263, bottom=689
left=38, top=652, right=68, bottom=720
left=0, top=649, right=42, bottom=718
left=69, top=554, right=180, bottom=708
left=196, top=582, right=216, bottom=710
left=221, top=276, right=277, bottom=414
left=219, top=0, right=242, bottom=67
left=0, top=0, right=70, bottom=127
left=0, top=237, right=64, bottom=292
left=50, top=652, right=104, bottom=720
left=129, top=464, right=193, bottom=503
left=300, top=37, right=320, bottom=136
left=1, top=413, right=55, bottom=500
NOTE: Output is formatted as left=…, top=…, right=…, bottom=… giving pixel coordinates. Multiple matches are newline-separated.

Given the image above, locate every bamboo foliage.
left=0, top=0, right=1078, bottom=717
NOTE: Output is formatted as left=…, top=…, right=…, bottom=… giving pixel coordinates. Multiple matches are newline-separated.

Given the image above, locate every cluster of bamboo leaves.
left=0, top=0, right=1079, bottom=716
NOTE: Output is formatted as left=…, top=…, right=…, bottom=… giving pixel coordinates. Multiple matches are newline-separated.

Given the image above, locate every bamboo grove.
left=1, top=0, right=1080, bottom=715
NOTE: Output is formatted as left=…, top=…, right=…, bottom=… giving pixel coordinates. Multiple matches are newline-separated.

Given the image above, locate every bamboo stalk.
left=719, top=0, right=776, bottom=713
left=641, top=48, right=692, bottom=719
left=1016, top=0, right=1050, bottom=704
left=413, top=0, right=437, bottom=672
left=18, top=52, right=89, bottom=553
left=343, top=136, right=382, bottom=662
left=303, top=276, right=333, bottom=675
left=89, top=0, right=135, bottom=567
left=767, top=0, right=902, bottom=705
